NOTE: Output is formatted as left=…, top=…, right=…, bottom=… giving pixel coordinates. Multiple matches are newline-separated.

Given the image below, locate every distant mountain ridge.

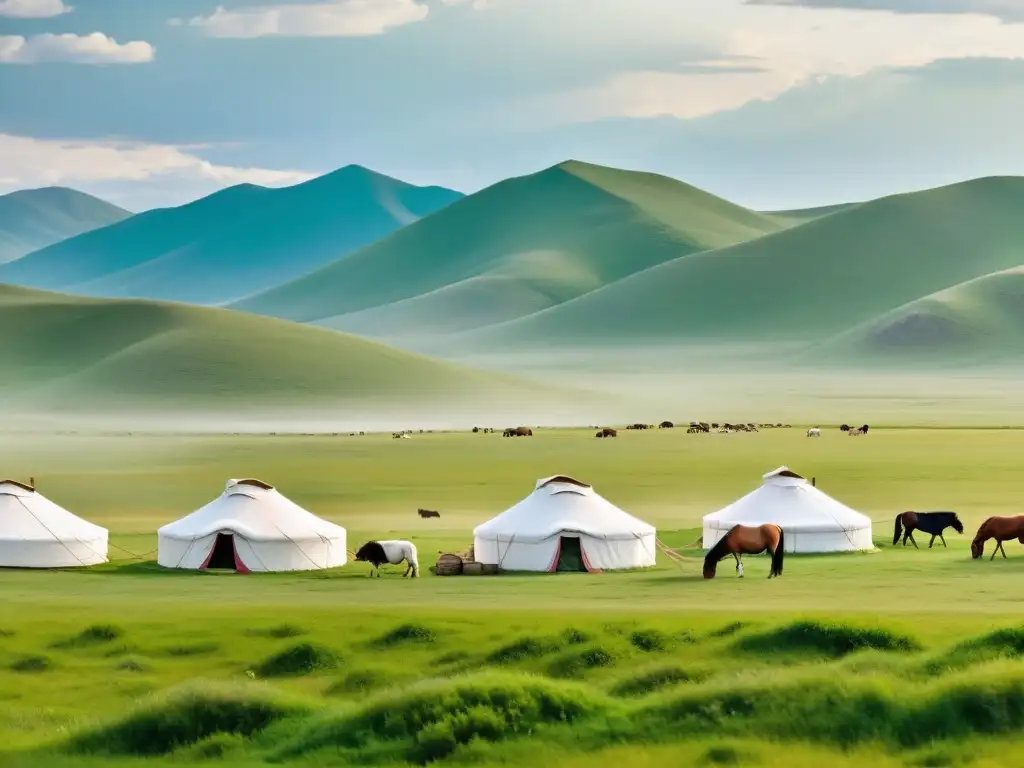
left=0, top=166, right=463, bottom=305
left=233, top=160, right=786, bottom=339
left=451, top=175, right=1024, bottom=366
left=0, top=187, right=130, bottom=264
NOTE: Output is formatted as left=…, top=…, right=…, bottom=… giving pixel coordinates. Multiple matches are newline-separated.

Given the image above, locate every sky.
left=1, top=0, right=1022, bottom=210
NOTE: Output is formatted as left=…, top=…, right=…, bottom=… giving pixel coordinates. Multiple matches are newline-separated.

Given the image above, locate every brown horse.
left=703, top=524, right=785, bottom=579
left=971, top=516, right=1024, bottom=560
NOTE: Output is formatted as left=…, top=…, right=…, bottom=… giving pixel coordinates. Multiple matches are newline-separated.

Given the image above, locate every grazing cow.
left=807, top=427, right=821, bottom=438
left=353, top=540, right=420, bottom=577
left=418, top=509, right=441, bottom=519
left=840, top=424, right=850, bottom=432
left=659, top=421, right=674, bottom=429
left=848, top=428, right=864, bottom=436
left=596, top=427, right=617, bottom=438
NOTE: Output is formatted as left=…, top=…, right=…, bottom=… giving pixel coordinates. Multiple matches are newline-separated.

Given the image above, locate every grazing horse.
left=893, top=511, right=964, bottom=549
left=417, top=509, right=441, bottom=519
left=703, top=524, right=785, bottom=579
left=807, top=427, right=821, bottom=438
left=971, top=516, right=1024, bottom=560
left=353, top=540, right=420, bottom=577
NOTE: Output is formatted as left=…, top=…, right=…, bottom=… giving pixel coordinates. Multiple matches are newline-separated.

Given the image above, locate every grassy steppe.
left=0, top=284, right=574, bottom=416
left=3, top=427, right=1024, bottom=765
left=807, top=265, right=1024, bottom=367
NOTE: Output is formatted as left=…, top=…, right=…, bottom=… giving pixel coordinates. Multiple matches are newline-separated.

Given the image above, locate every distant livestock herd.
left=385, top=422, right=871, bottom=441
left=807, top=424, right=871, bottom=437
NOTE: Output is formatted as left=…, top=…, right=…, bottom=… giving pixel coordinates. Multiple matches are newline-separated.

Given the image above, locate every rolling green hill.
left=803, top=266, right=1024, bottom=367
left=455, top=176, right=1024, bottom=353
left=0, top=187, right=130, bottom=264
left=767, top=202, right=855, bottom=223
left=0, top=284, right=574, bottom=414
left=0, top=167, right=462, bottom=305
left=233, top=160, right=785, bottom=338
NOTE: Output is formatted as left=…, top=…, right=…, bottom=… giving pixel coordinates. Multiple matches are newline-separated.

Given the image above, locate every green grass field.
left=4, top=426, right=1024, bottom=766
left=0, top=284, right=586, bottom=421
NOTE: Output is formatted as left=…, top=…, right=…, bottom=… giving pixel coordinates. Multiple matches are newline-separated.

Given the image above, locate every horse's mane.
left=704, top=526, right=738, bottom=567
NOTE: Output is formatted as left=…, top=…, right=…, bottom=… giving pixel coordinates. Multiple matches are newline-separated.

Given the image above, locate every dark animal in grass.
left=840, top=424, right=850, bottom=432
left=596, top=427, right=617, bottom=438
left=659, top=421, right=674, bottom=429
left=418, top=509, right=441, bottom=519
left=503, top=426, right=533, bottom=437
left=703, top=524, right=784, bottom=579
left=353, top=540, right=420, bottom=577
left=893, top=511, right=964, bottom=549
left=971, top=516, right=1024, bottom=560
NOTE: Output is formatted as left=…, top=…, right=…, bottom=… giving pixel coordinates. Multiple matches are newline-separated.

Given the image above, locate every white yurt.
left=702, top=466, right=873, bottom=553
left=473, top=475, right=656, bottom=572
left=157, top=478, right=347, bottom=572
left=0, top=479, right=108, bottom=567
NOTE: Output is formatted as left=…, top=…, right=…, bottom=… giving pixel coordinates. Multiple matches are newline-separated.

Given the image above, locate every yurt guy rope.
left=656, top=537, right=695, bottom=572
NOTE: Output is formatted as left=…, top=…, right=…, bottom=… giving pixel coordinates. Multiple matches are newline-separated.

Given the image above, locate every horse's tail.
left=772, top=527, right=784, bottom=576
left=893, top=513, right=903, bottom=546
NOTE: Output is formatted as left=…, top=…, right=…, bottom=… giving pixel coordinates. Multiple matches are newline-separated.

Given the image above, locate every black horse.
left=893, top=511, right=964, bottom=549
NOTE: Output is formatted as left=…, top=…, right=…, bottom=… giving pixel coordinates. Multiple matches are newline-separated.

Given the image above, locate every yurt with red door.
left=157, top=478, right=346, bottom=572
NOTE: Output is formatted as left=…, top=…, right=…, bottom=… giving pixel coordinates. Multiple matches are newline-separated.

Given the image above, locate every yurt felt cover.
left=0, top=480, right=108, bottom=568
left=702, top=466, right=873, bottom=553
left=157, top=478, right=347, bottom=572
left=473, top=475, right=656, bottom=571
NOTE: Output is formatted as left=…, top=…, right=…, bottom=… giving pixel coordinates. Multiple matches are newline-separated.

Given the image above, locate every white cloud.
left=183, top=0, right=429, bottom=38
left=0, top=134, right=315, bottom=196
left=746, top=0, right=1024, bottom=22
left=0, top=33, right=154, bottom=64
left=532, top=2, right=1024, bottom=123
left=0, top=0, right=72, bottom=18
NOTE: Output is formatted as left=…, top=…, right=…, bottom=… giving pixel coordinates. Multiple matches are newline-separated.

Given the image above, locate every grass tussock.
left=734, top=621, right=918, bottom=657
left=562, top=628, right=591, bottom=645
left=630, top=629, right=670, bottom=652
left=373, top=623, right=437, bottom=648
left=548, top=645, right=620, bottom=679
left=643, top=665, right=1024, bottom=749
left=275, top=671, right=614, bottom=764
left=700, top=744, right=747, bottom=765
left=67, top=682, right=302, bottom=756
left=255, top=643, right=340, bottom=678
left=930, top=627, right=1024, bottom=672
left=10, top=655, right=52, bottom=673
left=115, top=658, right=147, bottom=673
left=51, top=624, right=123, bottom=650
left=487, top=635, right=563, bottom=665
left=325, top=668, right=403, bottom=697
left=245, top=624, right=306, bottom=639
left=611, top=664, right=708, bottom=698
